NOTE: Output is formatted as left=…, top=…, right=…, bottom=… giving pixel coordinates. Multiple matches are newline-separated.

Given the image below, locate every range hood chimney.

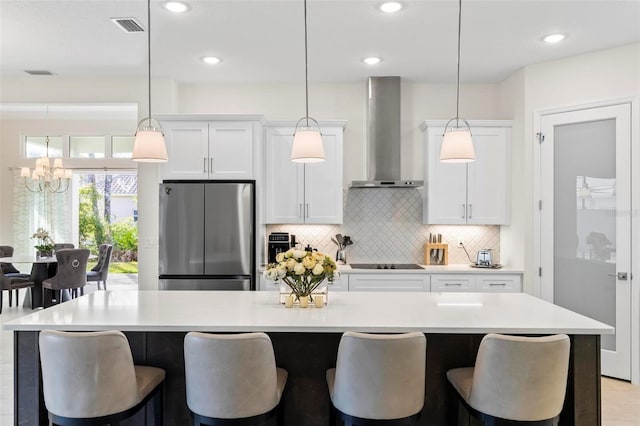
left=350, top=76, right=423, bottom=188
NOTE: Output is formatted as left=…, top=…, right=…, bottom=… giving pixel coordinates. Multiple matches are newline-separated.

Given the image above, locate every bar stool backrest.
left=39, top=330, right=140, bottom=418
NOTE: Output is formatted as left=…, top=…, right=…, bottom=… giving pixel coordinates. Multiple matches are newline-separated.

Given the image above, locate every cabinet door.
left=424, top=127, right=467, bottom=224
left=430, top=274, right=475, bottom=292
left=466, top=127, right=510, bottom=224
left=265, top=127, right=305, bottom=223
left=329, top=275, right=348, bottom=292
left=304, top=128, right=344, bottom=224
left=476, top=274, right=522, bottom=292
left=348, top=274, right=429, bottom=292
left=209, top=121, right=254, bottom=179
left=160, top=121, right=209, bottom=180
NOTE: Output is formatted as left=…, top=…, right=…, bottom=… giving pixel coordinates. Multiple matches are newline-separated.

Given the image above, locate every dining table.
left=0, top=256, right=61, bottom=308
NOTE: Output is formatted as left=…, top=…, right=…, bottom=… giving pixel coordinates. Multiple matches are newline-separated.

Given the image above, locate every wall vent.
left=24, top=70, right=54, bottom=75
left=111, top=17, right=145, bottom=33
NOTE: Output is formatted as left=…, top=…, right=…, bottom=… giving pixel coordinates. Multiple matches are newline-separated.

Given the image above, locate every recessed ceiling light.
left=164, top=2, right=189, bottom=13
left=379, top=2, right=403, bottom=13
left=202, top=56, right=221, bottom=65
left=543, top=33, right=567, bottom=44
left=362, top=57, right=382, bottom=65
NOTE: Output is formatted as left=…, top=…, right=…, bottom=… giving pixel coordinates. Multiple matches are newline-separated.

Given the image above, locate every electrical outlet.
left=457, top=238, right=464, bottom=247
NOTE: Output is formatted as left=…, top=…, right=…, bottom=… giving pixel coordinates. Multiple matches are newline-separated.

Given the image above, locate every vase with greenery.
left=32, top=228, right=54, bottom=257
left=264, top=248, right=338, bottom=305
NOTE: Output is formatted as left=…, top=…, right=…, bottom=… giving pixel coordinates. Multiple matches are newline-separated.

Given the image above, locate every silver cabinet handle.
left=305, top=203, right=309, bottom=218
left=299, top=204, right=303, bottom=218
left=468, top=204, right=472, bottom=219
left=210, top=157, right=214, bottom=173
left=489, top=283, right=506, bottom=286
left=462, top=204, right=466, bottom=219
left=608, top=272, right=628, bottom=280
left=445, top=283, right=462, bottom=286
left=203, top=157, right=207, bottom=173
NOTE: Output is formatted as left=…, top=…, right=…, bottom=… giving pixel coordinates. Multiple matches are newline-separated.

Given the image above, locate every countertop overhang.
left=4, top=290, right=613, bottom=335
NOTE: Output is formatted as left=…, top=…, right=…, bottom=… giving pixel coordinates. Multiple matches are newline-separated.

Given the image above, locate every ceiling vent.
left=111, top=17, right=145, bottom=33
left=24, top=70, right=54, bottom=76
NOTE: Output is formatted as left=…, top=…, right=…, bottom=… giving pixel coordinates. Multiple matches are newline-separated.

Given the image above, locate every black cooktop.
left=349, top=263, right=424, bottom=270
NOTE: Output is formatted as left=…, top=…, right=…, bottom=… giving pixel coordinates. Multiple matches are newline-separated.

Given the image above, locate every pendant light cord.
left=304, top=0, right=309, bottom=126
left=455, top=0, right=462, bottom=125
left=147, top=0, right=152, bottom=121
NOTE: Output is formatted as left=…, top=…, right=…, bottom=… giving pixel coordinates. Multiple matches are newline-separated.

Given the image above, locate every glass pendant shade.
left=132, top=122, right=168, bottom=162
left=291, top=128, right=325, bottom=163
left=440, top=128, right=475, bottom=163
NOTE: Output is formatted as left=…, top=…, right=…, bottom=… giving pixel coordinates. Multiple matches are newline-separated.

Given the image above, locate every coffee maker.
left=268, top=232, right=290, bottom=263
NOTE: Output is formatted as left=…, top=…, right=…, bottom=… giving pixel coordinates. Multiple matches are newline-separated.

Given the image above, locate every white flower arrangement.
left=264, top=249, right=338, bottom=300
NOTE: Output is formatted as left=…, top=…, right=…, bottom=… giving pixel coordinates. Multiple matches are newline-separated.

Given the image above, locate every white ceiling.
left=1, top=0, right=639, bottom=84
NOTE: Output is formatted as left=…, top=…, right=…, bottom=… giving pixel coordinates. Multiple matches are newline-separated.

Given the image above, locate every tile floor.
left=1, top=277, right=640, bottom=425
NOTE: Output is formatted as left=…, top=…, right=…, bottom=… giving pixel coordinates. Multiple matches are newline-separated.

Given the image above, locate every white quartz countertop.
left=4, top=290, right=612, bottom=335
left=338, top=264, right=523, bottom=274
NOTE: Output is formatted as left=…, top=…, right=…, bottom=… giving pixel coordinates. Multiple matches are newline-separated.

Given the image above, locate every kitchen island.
left=5, top=290, right=612, bottom=426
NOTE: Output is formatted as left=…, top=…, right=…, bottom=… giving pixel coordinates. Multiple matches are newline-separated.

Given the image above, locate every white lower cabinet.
left=258, top=275, right=348, bottom=292
left=431, top=274, right=522, bottom=293
left=348, top=274, right=430, bottom=292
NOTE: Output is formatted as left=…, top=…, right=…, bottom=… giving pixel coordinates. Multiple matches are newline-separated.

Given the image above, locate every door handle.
left=210, top=157, right=214, bottom=173
left=305, top=203, right=309, bottom=218
left=203, top=157, right=207, bottom=173
left=468, top=204, right=472, bottom=219
left=445, top=283, right=462, bottom=286
left=489, top=283, right=506, bottom=286
left=461, top=204, right=466, bottom=219
left=608, top=272, right=628, bottom=280
left=299, top=204, right=303, bottom=218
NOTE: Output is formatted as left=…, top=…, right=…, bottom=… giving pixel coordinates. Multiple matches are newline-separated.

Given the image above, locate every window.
left=24, top=136, right=63, bottom=158
left=111, top=136, right=135, bottom=159
left=70, top=136, right=106, bottom=158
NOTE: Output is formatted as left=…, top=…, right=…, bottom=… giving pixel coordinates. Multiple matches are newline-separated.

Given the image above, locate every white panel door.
left=160, top=121, right=208, bottom=180
left=467, top=127, right=510, bottom=224
left=304, top=128, right=343, bottom=224
left=540, top=103, right=631, bottom=380
left=209, top=122, right=254, bottom=179
left=265, top=127, right=304, bottom=224
left=425, top=127, right=467, bottom=224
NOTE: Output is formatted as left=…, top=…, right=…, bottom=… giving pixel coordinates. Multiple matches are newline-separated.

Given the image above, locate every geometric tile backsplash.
left=266, top=188, right=500, bottom=265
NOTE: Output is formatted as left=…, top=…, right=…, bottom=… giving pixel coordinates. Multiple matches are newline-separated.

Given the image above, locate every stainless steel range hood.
left=350, top=76, right=423, bottom=188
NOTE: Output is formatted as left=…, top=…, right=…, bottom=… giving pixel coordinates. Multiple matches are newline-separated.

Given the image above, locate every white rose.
left=264, top=268, right=276, bottom=281
left=293, top=263, right=306, bottom=275
left=312, top=263, right=324, bottom=275
left=286, top=258, right=296, bottom=271
left=302, top=256, right=316, bottom=269
left=275, top=252, right=285, bottom=263
left=285, top=249, right=294, bottom=258
left=276, top=265, right=287, bottom=278
left=293, top=249, right=306, bottom=259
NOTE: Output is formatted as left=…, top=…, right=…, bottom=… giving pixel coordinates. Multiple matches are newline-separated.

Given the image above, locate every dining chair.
left=446, top=333, right=570, bottom=425
left=53, top=243, right=75, bottom=252
left=184, top=331, right=288, bottom=425
left=326, top=331, right=426, bottom=425
left=39, top=330, right=165, bottom=425
left=0, top=268, right=35, bottom=314
left=86, top=244, right=113, bottom=290
left=42, top=248, right=90, bottom=306
left=0, top=245, right=30, bottom=279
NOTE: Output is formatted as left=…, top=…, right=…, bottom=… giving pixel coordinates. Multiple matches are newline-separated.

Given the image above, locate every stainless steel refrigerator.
left=159, top=181, right=255, bottom=290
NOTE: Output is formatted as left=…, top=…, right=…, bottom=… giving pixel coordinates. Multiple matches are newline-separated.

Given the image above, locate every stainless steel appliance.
left=476, top=249, right=493, bottom=267
left=268, top=232, right=290, bottom=264
left=349, top=263, right=424, bottom=270
left=159, top=181, right=255, bottom=290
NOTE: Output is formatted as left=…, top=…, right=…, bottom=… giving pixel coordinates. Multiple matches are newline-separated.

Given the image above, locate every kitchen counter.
left=6, top=290, right=608, bottom=425
left=338, top=263, right=523, bottom=274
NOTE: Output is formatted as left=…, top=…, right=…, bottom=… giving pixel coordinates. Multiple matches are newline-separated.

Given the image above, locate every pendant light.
left=132, top=0, right=168, bottom=162
left=440, top=0, right=475, bottom=163
left=290, top=0, right=325, bottom=163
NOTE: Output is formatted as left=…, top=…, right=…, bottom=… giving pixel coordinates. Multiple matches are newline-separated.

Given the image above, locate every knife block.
left=424, top=243, right=448, bottom=265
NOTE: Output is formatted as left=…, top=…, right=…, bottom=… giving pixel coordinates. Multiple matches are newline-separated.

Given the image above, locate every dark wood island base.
left=14, top=331, right=600, bottom=426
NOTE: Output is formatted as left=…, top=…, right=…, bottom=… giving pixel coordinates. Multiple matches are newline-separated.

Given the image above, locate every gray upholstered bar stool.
left=184, top=331, right=288, bottom=426
left=447, top=333, right=570, bottom=426
left=39, top=330, right=165, bottom=425
left=326, top=331, right=427, bottom=426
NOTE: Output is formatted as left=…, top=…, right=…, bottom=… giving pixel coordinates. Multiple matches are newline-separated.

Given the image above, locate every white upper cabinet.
left=265, top=122, right=345, bottom=224
left=422, top=120, right=512, bottom=225
left=158, top=116, right=262, bottom=180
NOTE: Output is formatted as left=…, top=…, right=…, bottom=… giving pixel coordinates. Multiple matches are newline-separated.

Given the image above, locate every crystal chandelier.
left=20, top=136, right=72, bottom=193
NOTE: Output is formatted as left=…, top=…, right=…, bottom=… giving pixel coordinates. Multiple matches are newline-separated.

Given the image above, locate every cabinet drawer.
left=476, top=274, right=522, bottom=292
left=328, top=276, right=348, bottom=292
left=348, top=274, right=429, bottom=292
left=430, top=274, right=474, bottom=292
